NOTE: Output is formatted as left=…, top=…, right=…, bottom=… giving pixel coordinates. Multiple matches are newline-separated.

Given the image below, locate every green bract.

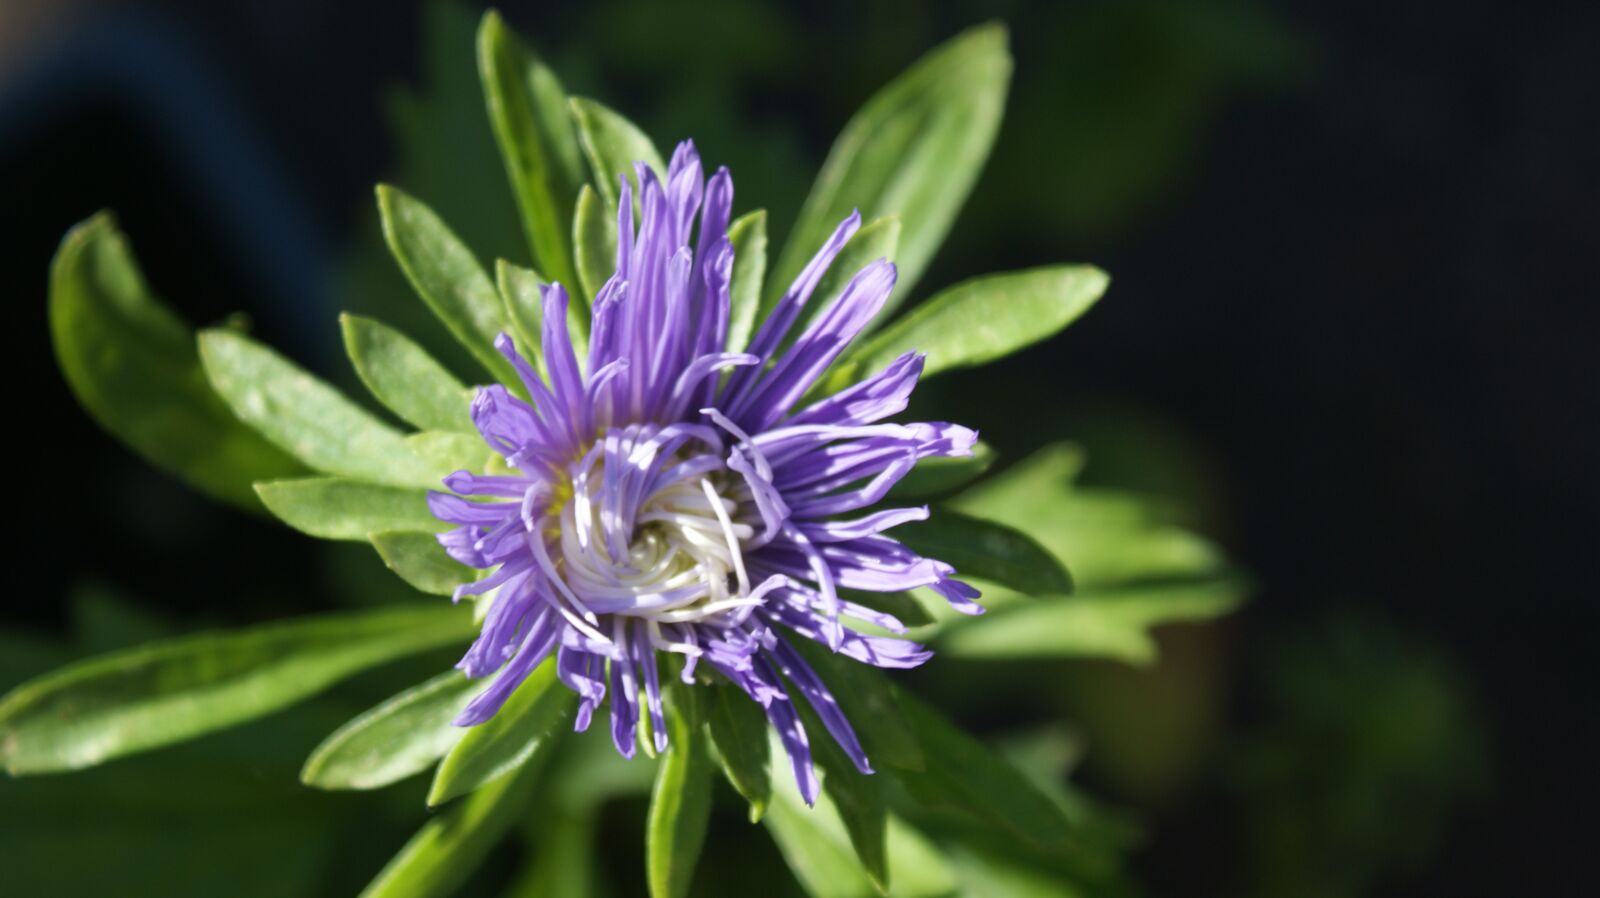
left=12, top=12, right=1246, bottom=898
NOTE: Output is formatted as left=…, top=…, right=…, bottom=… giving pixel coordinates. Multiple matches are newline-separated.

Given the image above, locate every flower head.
left=432, top=141, right=980, bottom=803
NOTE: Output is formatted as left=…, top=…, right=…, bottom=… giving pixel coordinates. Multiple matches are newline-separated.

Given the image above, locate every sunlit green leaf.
left=897, top=509, right=1072, bottom=596
left=570, top=96, right=665, bottom=209
left=48, top=213, right=305, bottom=510
left=769, top=23, right=1010, bottom=306
left=646, top=683, right=713, bottom=898
left=198, top=329, right=439, bottom=488
left=938, top=576, right=1248, bottom=664
left=255, top=477, right=439, bottom=541
left=377, top=184, right=520, bottom=385
left=845, top=266, right=1108, bottom=383
left=573, top=183, right=618, bottom=303
left=0, top=604, right=474, bottom=775
left=706, top=682, right=772, bottom=822
left=359, top=735, right=547, bottom=898
left=888, top=440, right=996, bottom=499
left=428, top=659, right=573, bottom=805
left=301, top=671, right=478, bottom=790
left=340, top=314, right=474, bottom=434
left=369, top=530, right=476, bottom=597
left=725, top=209, right=768, bottom=353
left=478, top=10, right=584, bottom=292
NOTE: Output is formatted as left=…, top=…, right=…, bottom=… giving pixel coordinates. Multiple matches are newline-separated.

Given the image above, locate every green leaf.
left=887, top=439, right=996, bottom=499
left=890, top=692, right=1117, bottom=885
left=48, top=213, right=305, bottom=510
left=573, top=183, right=618, bottom=303
left=376, top=184, right=520, bottom=385
left=0, top=604, right=474, bottom=774
left=340, top=314, right=474, bottom=434
left=369, top=531, right=476, bottom=597
left=428, top=659, right=573, bottom=805
left=800, top=705, right=889, bottom=891
left=896, top=509, right=1073, bottom=596
left=301, top=671, right=479, bottom=790
left=504, top=807, right=600, bottom=897
left=725, top=209, right=769, bottom=353
left=784, top=215, right=900, bottom=347
left=706, top=682, right=772, bottom=822
left=763, top=736, right=958, bottom=898
left=769, top=23, right=1010, bottom=306
left=255, top=477, right=440, bottom=541
left=198, top=329, right=439, bottom=488
left=938, top=576, right=1248, bottom=664
left=477, top=10, right=584, bottom=292
left=646, top=683, right=714, bottom=898
left=358, top=736, right=547, bottom=898
left=570, top=96, right=666, bottom=209
left=845, top=266, right=1108, bottom=383
left=404, top=430, right=485, bottom=476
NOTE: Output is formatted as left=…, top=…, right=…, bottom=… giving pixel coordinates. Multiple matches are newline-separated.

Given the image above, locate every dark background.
left=1, top=0, right=1593, bottom=895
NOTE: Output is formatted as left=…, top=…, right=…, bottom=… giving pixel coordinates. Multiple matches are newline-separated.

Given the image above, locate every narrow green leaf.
left=370, top=530, right=476, bottom=597
left=48, top=213, right=305, bottom=510
left=0, top=604, right=474, bottom=775
left=784, top=215, right=900, bottom=347
left=504, top=807, right=600, bottom=897
left=478, top=10, right=584, bottom=292
left=198, top=329, right=439, bottom=488
left=573, top=183, right=618, bottom=303
left=769, top=23, right=1010, bottom=306
left=706, top=682, right=772, bottom=822
left=359, top=736, right=547, bottom=898
left=938, top=576, right=1249, bottom=664
left=646, top=683, right=714, bottom=898
left=763, top=735, right=957, bottom=898
left=846, top=266, right=1108, bottom=382
left=301, top=671, right=479, bottom=790
left=428, top=659, right=573, bottom=805
left=376, top=184, right=519, bottom=385
left=896, top=508, right=1073, bottom=596
left=725, top=209, right=769, bottom=353
left=340, top=314, right=474, bottom=434
left=404, top=430, right=486, bottom=475
left=887, top=439, right=996, bottom=499
left=890, top=692, right=1117, bottom=885
left=799, top=704, right=888, bottom=891
left=255, top=477, right=439, bottom=541
left=787, top=639, right=923, bottom=772
left=570, top=96, right=666, bottom=209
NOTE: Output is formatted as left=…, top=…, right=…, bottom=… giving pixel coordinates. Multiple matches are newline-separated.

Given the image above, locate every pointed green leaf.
left=48, top=213, right=305, bottom=510
left=198, top=329, right=439, bottom=488
left=799, top=704, right=889, bottom=891
left=706, top=682, right=772, bottom=822
left=896, top=508, right=1073, bottom=596
left=770, top=23, right=1011, bottom=306
left=255, top=477, right=439, bottom=541
left=939, top=576, right=1248, bottom=664
left=428, top=659, right=573, bottom=805
left=572, top=183, right=618, bottom=304
left=0, top=604, right=474, bottom=775
left=359, top=736, right=547, bottom=898
left=370, top=530, right=477, bottom=597
left=301, top=671, right=479, bottom=790
left=377, top=184, right=520, bottom=385
left=887, top=439, right=996, bottom=499
left=341, top=314, right=474, bottom=434
left=646, top=683, right=714, bottom=898
left=846, top=265, right=1108, bottom=383
left=725, top=209, right=768, bottom=353
left=478, top=10, right=584, bottom=292
left=404, top=430, right=486, bottom=474
left=570, top=96, right=666, bottom=209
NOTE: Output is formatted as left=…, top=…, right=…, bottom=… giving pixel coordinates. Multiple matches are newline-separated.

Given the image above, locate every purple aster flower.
left=431, top=140, right=981, bottom=804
